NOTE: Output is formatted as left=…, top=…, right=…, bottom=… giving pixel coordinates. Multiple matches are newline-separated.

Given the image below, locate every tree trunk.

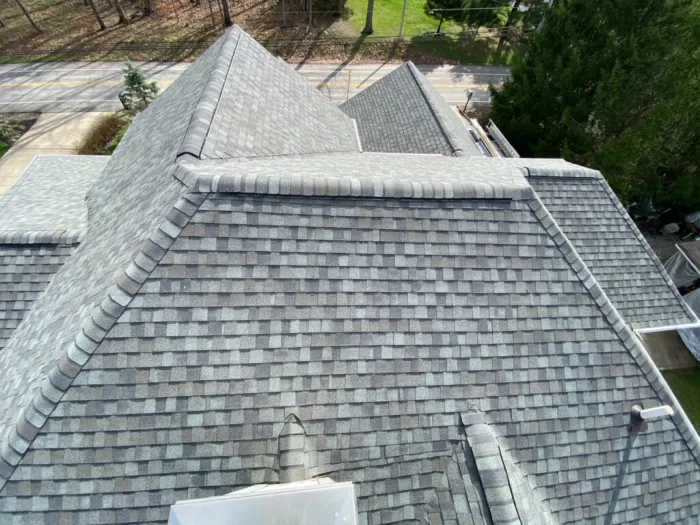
left=335, top=0, right=343, bottom=16
left=497, top=0, right=521, bottom=50
left=14, top=0, right=42, bottom=33
left=361, top=0, right=374, bottom=34
left=436, top=12, right=444, bottom=34
left=207, top=0, right=217, bottom=28
left=220, top=0, right=232, bottom=26
left=85, top=0, right=106, bottom=29
left=114, top=0, right=129, bottom=24
left=142, top=0, right=155, bottom=16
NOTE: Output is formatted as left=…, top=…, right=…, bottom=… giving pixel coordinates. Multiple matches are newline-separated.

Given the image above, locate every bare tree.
left=85, top=0, right=106, bottom=29
left=14, top=0, right=42, bottom=33
left=362, top=0, right=374, bottom=34
left=220, top=0, right=232, bottom=26
left=114, top=0, right=129, bottom=24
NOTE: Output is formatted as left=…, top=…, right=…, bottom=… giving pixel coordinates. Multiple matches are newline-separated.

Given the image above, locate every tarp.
left=664, top=251, right=700, bottom=289
left=678, top=287, right=700, bottom=361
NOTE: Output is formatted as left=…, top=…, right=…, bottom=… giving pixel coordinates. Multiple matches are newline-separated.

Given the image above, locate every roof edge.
left=0, top=191, right=207, bottom=492
left=405, top=61, right=470, bottom=157
left=526, top=194, right=700, bottom=469
left=177, top=28, right=241, bottom=160
left=179, top=163, right=535, bottom=201
left=594, top=175, right=699, bottom=328
left=0, top=230, right=82, bottom=245
left=527, top=164, right=698, bottom=329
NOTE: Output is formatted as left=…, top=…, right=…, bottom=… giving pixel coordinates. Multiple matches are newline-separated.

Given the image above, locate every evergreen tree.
left=490, top=0, right=697, bottom=208
left=120, top=61, right=159, bottom=113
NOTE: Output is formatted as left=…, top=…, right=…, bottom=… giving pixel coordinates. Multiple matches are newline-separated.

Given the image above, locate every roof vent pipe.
left=629, top=403, right=674, bottom=432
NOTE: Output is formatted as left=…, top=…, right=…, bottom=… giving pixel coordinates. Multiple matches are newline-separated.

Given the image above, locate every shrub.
left=120, top=61, right=159, bottom=113
left=75, top=113, right=131, bottom=155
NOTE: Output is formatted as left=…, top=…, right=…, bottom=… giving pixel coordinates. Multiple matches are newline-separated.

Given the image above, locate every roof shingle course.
left=528, top=168, right=696, bottom=329
left=340, top=62, right=479, bottom=157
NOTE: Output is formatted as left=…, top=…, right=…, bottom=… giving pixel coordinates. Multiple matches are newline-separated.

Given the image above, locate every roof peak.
left=176, top=26, right=358, bottom=162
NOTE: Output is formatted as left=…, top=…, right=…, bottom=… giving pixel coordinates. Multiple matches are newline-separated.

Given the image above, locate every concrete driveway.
left=0, top=112, right=109, bottom=197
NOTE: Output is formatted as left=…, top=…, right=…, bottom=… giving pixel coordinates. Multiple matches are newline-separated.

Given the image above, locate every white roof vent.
left=168, top=478, right=357, bottom=525
left=629, top=403, right=674, bottom=432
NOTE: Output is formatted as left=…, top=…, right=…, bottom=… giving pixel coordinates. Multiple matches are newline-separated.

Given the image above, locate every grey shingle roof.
left=340, top=62, right=480, bottom=157
left=0, top=245, right=76, bottom=352
left=0, top=155, right=107, bottom=242
left=0, top=155, right=108, bottom=353
left=181, top=152, right=534, bottom=200
left=2, top=27, right=700, bottom=525
left=525, top=161, right=697, bottom=330
left=3, top=155, right=700, bottom=524
left=178, top=27, right=359, bottom=161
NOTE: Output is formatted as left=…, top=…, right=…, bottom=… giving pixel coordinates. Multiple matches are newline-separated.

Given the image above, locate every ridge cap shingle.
left=177, top=28, right=241, bottom=160
left=178, top=154, right=535, bottom=201
left=0, top=230, right=82, bottom=245
left=405, top=61, right=472, bottom=157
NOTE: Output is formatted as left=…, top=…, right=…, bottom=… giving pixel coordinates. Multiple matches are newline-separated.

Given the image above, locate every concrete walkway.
left=0, top=112, right=109, bottom=197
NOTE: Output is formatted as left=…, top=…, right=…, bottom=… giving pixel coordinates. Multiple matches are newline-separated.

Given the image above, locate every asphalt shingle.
left=526, top=162, right=697, bottom=330
left=1, top=26, right=700, bottom=525
left=340, top=62, right=480, bottom=157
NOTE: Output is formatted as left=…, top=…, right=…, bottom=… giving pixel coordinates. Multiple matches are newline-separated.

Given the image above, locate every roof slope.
left=526, top=161, right=697, bottom=330
left=340, top=62, right=480, bottom=157
left=0, top=31, right=227, bottom=486
left=0, top=155, right=108, bottom=240
left=2, top=157, right=700, bottom=524
left=0, top=25, right=361, bottom=492
left=178, top=27, right=359, bottom=160
left=0, top=155, right=108, bottom=352
left=0, top=245, right=75, bottom=352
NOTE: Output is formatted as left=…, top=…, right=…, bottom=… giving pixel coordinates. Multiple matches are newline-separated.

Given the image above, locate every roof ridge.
left=525, top=164, right=602, bottom=179
left=177, top=28, right=242, bottom=161
left=526, top=194, right=700, bottom=469
left=177, top=161, right=535, bottom=201
left=0, top=230, right=82, bottom=245
left=0, top=191, right=207, bottom=492
left=405, top=61, right=468, bottom=157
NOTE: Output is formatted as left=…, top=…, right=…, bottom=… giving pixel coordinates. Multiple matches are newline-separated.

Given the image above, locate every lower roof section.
left=0, top=244, right=77, bottom=352
left=525, top=161, right=697, bottom=331
left=0, top=155, right=108, bottom=242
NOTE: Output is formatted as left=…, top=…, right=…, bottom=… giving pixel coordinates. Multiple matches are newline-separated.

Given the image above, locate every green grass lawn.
left=0, top=141, right=8, bottom=159
left=346, top=0, right=461, bottom=37
left=664, top=368, right=700, bottom=429
left=344, top=0, right=515, bottom=64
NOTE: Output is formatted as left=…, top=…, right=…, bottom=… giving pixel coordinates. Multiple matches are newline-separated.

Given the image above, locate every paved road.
left=0, top=61, right=509, bottom=113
